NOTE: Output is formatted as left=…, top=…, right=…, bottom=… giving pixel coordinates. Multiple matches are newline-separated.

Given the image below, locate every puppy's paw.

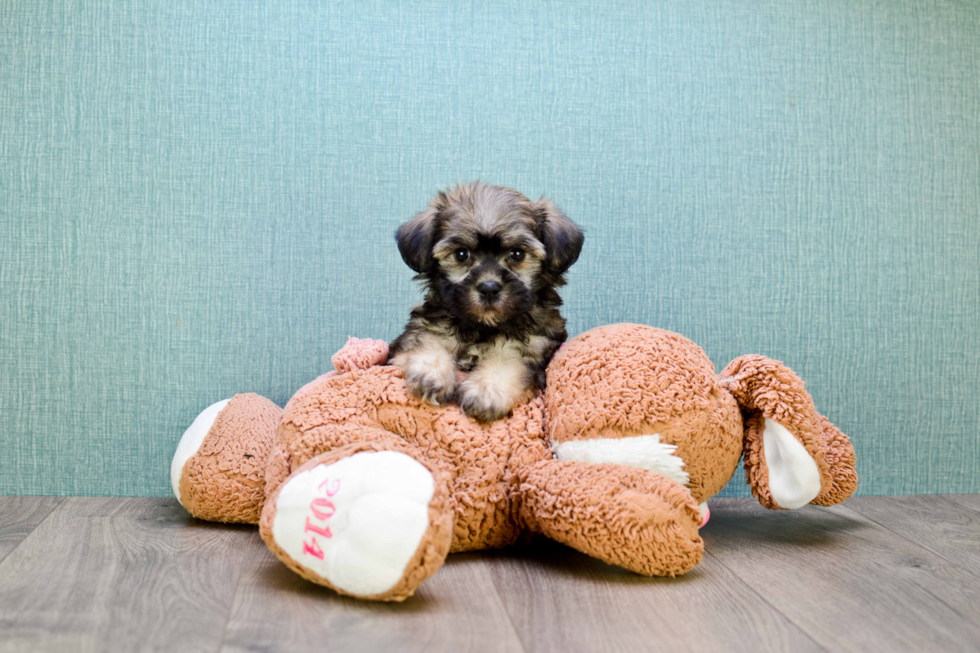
left=393, top=347, right=458, bottom=406
left=407, top=370, right=457, bottom=406
left=455, top=374, right=518, bottom=422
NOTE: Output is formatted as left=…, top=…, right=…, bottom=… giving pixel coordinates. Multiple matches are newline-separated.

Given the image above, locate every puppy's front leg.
left=390, top=335, right=458, bottom=406
left=456, top=344, right=533, bottom=422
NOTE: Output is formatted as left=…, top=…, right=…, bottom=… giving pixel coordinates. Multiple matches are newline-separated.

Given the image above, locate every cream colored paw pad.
left=271, top=451, right=434, bottom=596
left=171, top=398, right=231, bottom=505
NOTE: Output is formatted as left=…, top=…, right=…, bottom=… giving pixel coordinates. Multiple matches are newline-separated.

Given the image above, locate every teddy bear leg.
left=172, top=393, right=282, bottom=524
left=517, top=460, right=704, bottom=576
left=259, top=440, right=454, bottom=602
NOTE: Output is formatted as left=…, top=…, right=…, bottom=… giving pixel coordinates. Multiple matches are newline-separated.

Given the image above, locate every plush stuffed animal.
left=171, top=324, right=856, bottom=601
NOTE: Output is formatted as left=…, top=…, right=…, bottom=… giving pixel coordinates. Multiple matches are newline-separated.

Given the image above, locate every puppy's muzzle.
left=477, top=280, right=502, bottom=303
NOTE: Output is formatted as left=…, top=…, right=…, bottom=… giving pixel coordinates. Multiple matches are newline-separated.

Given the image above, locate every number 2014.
left=302, top=478, right=340, bottom=560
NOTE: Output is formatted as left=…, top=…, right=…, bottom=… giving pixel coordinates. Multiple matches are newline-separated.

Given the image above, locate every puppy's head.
left=396, top=182, right=584, bottom=327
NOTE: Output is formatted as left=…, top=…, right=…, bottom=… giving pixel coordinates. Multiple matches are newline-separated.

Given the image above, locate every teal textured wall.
left=2, top=1, right=978, bottom=497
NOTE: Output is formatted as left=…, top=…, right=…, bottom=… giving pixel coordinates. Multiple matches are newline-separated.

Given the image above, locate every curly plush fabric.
left=331, top=337, right=390, bottom=374
left=811, top=414, right=859, bottom=506
left=545, top=324, right=719, bottom=442
left=719, top=354, right=857, bottom=509
left=276, top=365, right=551, bottom=552
left=270, top=360, right=707, bottom=579
left=545, top=324, right=743, bottom=503
left=174, top=324, right=858, bottom=601
left=259, top=440, right=454, bottom=602
left=178, top=393, right=282, bottom=523
left=518, top=460, right=704, bottom=576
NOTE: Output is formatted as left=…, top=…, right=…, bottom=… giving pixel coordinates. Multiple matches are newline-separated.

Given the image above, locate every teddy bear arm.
left=516, top=459, right=703, bottom=576
left=277, top=419, right=418, bottom=472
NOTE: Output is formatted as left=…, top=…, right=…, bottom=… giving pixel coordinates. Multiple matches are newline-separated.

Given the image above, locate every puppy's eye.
left=508, top=248, right=526, bottom=263
left=454, top=248, right=470, bottom=263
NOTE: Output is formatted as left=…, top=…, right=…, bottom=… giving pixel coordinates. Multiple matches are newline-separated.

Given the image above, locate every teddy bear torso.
left=274, top=365, right=552, bottom=552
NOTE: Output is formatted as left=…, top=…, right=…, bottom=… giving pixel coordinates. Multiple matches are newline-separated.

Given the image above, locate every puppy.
left=389, top=182, right=584, bottom=422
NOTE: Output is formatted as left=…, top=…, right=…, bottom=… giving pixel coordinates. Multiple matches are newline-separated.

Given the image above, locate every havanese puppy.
left=389, top=182, right=584, bottom=422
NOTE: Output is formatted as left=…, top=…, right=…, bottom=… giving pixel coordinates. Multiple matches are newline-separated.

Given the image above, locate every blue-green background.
left=2, top=1, right=978, bottom=497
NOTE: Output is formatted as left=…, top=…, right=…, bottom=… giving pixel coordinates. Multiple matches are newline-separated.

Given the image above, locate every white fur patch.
left=762, top=418, right=822, bottom=509
left=456, top=341, right=528, bottom=417
left=552, top=434, right=690, bottom=487
left=271, top=451, right=434, bottom=597
left=405, top=347, right=455, bottom=384
left=171, top=398, right=231, bottom=505
left=391, top=336, right=458, bottom=404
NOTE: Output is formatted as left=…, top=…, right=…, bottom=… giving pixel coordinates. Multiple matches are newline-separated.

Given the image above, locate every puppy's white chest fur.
left=457, top=334, right=550, bottom=371
left=454, top=336, right=539, bottom=422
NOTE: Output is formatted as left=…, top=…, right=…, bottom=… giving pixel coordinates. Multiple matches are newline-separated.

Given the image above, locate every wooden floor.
left=0, top=496, right=978, bottom=652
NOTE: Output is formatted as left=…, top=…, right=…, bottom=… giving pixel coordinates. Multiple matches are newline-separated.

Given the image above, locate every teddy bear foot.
left=171, top=398, right=231, bottom=505
left=171, top=394, right=282, bottom=524
left=259, top=447, right=453, bottom=601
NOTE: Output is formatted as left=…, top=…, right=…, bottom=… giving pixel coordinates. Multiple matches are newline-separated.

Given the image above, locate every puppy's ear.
left=536, top=199, right=584, bottom=274
left=395, top=206, right=439, bottom=273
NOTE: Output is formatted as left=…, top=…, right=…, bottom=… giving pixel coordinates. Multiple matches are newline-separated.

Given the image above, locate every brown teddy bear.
left=171, top=323, right=856, bottom=601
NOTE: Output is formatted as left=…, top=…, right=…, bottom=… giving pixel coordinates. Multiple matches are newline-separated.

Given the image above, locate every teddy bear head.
left=543, top=323, right=744, bottom=505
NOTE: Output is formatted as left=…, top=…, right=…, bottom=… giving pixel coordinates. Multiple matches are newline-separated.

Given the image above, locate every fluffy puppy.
left=389, top=182, right=584, bottom=422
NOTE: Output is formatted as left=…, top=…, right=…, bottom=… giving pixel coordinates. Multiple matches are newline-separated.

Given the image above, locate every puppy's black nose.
left=477, top=280, right=502, bottom=301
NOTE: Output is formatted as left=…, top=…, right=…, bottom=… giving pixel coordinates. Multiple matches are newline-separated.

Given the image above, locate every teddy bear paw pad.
left=170, top=398, right=231, bottom=505
left=270, top=451, right=434, bottom=597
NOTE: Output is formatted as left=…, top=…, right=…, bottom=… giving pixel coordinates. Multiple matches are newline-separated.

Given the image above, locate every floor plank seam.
left=0, top=496, right=67, bottom=567
left=485, top=561, right=529, bottom=653
left=918, top=580, right=980, bottom=626
left=844, top=501, right=980, bottom=582
left=939, top=494, right=980, bottom=515
left=214, top=545, right=251, bottom=653
left=701, top=549, right=829, bottom=652
left=3, top=497, right=979, bottom=651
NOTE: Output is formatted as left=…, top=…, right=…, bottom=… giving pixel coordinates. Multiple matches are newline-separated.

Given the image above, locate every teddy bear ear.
left=741, top=412, right=823, bottom=509
left=719, top=355, right=857, bottom=510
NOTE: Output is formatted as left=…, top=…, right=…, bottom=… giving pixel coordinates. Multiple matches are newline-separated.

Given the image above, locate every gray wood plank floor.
left=0, top=496, right=978, bottom=653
